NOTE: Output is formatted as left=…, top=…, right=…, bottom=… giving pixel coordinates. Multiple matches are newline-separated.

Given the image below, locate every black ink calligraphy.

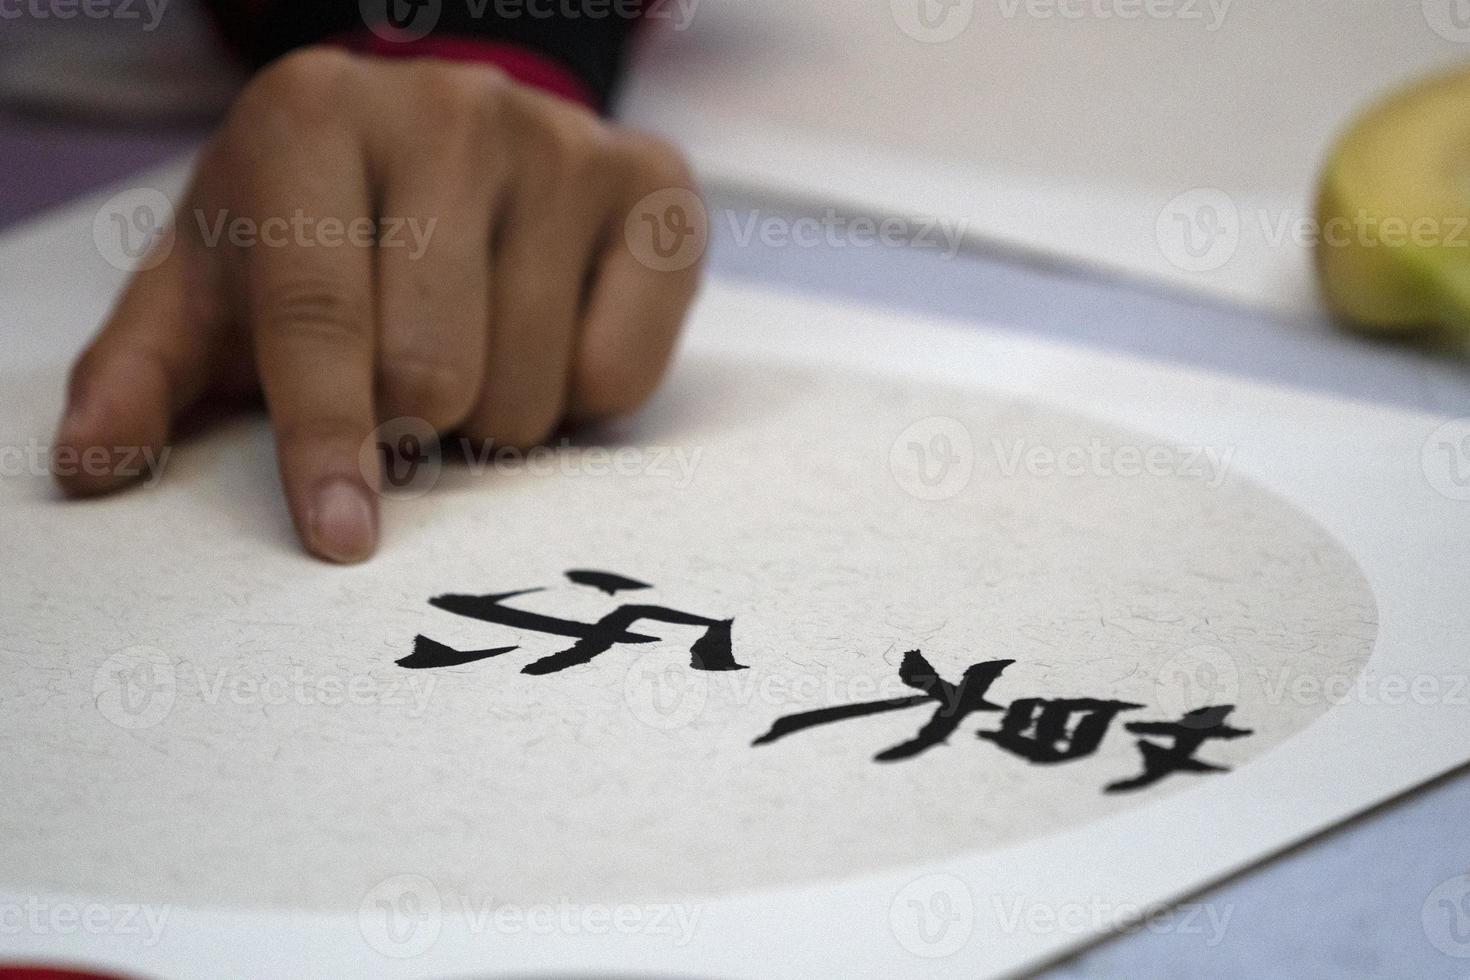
left=753, top=650, right=1249, bottom=793
left=1104, top=705, right=1253, bottom=793
left=398, top=572, right=1254, bottom=795
left=400, top=570, right=747, bottom=675
left=752, top=650, right=1011, bottom=761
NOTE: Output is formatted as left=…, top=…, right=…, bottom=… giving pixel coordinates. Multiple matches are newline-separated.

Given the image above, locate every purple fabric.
left=0, top=109, right=202, bottom=229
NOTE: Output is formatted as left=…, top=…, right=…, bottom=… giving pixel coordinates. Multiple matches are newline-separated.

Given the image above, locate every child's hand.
left=53, top=48, right=703, bottom=563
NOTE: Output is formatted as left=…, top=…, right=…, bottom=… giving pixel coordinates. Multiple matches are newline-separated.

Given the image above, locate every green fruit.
left=1316, top=65, right=1470, bottom=339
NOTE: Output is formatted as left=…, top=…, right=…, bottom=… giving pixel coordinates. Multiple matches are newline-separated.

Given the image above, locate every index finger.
left=241, top=112, right=380, bottom=563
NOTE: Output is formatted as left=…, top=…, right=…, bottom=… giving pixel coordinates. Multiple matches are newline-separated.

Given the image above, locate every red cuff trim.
left=332, top=32, right=595, bottom=108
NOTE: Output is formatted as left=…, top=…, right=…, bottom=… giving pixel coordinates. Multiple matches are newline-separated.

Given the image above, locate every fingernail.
left=308, top=479, right=377, bottom=563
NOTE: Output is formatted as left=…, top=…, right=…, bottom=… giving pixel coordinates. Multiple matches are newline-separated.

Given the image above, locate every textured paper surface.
left=0, top=359, right=1376, bottom=911
left=618, top=1, right=1468, bottom=313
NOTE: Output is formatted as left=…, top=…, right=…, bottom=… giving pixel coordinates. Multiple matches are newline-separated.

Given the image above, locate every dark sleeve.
left=199, top=0, right=644, bottom=111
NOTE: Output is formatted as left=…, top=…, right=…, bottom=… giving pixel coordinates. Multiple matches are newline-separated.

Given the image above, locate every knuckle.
left=467, top=69, right=515, bottom=133
left=379, top=356, right=477, bottom=428
left=259, top=46, right=356, bottom=95
left=412, top=69, right=510, bottom=170
left=507, top=91, right=606, bottom=183
left=538, top=114, right=601, bottom=175
left=505, top=109, right=608, bottom=211
left=416, top=60, right=505, bottom=116
left=244, top=47, right=356, bottom=128
left=618, top=131, right=696, bottom=190
left=254, top=276, right=369, bottom=349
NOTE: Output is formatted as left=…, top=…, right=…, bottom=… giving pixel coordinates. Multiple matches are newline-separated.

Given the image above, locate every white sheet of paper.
left=1, top=169, right=1468, bottom=978
left=617, top=0, right=1468, bottom=315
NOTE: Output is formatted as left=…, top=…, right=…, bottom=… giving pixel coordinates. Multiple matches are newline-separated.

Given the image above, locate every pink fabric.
left=333, top=32, right=595, bottom=107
